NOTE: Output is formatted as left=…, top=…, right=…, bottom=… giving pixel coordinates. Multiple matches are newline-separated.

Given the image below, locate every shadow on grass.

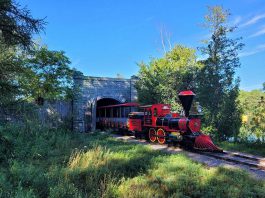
left=1, top=126, right=264, bottom=198
left=63, top=133, right=265, bottom=198
left=117, top=154, right=265, bottom=198
left=63, top=134, right=167, bottom=197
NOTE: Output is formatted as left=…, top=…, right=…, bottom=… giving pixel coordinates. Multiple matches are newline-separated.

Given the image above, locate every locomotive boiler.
left=128, top=91, right=222, bottom=152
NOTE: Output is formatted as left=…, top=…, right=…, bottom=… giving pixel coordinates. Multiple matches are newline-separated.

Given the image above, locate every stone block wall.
left=73, top=72, right=138, bottom=132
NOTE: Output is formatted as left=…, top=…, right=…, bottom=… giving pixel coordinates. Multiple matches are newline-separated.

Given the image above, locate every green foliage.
left=0, top=0, right=44, bottom=107
left=0, top=1, right=72, bottom=108
left=0, top=0, right=45, bottom=49
left=239, top=90, right=265, bottom=114
left=0, top=128, right=13, bottom=164
left=197, top=6, right=243, bottom=140
left=217, top=141, right=265, bottom=157
left=0, top=42, right=73, bottom=108
left=135, top=45, right=202, bottom=111
left=0, top=41, right=24, bottom=107
left=1, top=124, right=264, bottom=197
left=118, top=155, right=265, bottom=198
left=250, top=97, right=265, bottom=141
left=19, top=45, right=74, bottom=101
left=238, top=89, right=265, bottom=142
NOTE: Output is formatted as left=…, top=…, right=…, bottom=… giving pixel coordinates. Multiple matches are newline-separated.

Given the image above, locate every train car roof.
left=140, top=105, right=152, bottom=108
left=140, top=104, right=170, bottom=108
left=97, top=102, right=139, bottom=109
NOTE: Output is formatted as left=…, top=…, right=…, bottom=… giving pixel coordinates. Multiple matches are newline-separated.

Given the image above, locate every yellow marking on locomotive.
left=171, top=132, right=180, bottom=136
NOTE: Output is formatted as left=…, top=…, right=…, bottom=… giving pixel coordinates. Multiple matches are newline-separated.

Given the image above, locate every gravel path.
left=112, top=134, right=265, bottom=180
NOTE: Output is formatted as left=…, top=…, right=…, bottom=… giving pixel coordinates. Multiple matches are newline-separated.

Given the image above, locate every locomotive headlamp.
left=196, top=102, right=202, bottom=113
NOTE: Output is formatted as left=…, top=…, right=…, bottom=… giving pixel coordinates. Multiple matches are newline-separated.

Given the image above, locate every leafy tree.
left=238, top=89, right=265, bottom=142
left=136, top=45, right=202, bottom=110
left=197, top=6, right=244, bottom=140
left=250, top=96, right=265, bottom=142
left=19, top=45, right=73, bottom=104
left=0, top=0, right=45, bottom=107
left=0, top=41, right=24, bottom=107
left=0, top=0, right=45, bottom=48
left=239, top=90, right=265, bottom=114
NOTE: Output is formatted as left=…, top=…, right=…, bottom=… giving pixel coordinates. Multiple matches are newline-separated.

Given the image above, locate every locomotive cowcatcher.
left=128, top=90, right=222, bottom=152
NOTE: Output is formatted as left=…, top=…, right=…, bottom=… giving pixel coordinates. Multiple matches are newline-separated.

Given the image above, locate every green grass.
left=217, top=141, right=265, bottom=157
left=0, top=123, right=264, bottom=198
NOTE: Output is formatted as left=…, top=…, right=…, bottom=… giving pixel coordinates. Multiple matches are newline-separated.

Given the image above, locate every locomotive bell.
left=178, top=90, right=195, bottom=117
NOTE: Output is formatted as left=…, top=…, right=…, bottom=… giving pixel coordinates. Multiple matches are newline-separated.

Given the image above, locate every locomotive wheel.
left=157, top=128, right=166, bottom=144
left=149, top=128, right=157, bottom=143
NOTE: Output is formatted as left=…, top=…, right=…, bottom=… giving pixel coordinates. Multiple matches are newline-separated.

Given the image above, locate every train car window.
left=121, top=107, right=125, bottom=117
left=106, top=108, right=110, bottom=118
left=113, top=107, right=117, bottom=118
left=110, top=108, right=113, bottom=118
left=131, top=107, right=138, bottom=112
left=115, top=107, right=118, bottom=118
left=124, top=107, right=131, bottom=117
left=148, top=110, right=152, bottom=116
left=153, top=108, right=157, bottom=117
left=115, top=107, right=119, bottom=118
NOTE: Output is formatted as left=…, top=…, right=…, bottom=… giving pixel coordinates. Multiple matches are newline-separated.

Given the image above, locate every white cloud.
left=240, top=13, right=265, bottom=27
left=231, top=16, right=242, bottom=26
left=239, top=44, right=265, bottom=57
left=257, top=43, right=265, bottom=49
left=239, top=50, right=259, bottom=57
left=249, top=26, right=265, bottom=38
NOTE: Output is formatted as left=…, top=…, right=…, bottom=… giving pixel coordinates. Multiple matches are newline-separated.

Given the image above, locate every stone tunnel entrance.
left=96, top=98, right=121, bottom=108
left=96, top=98, right=121, bottom=129
left=73, top=73, right=138, bottom=132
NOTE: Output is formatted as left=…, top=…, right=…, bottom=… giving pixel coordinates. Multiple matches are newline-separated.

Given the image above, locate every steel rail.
left=111, top=133, right=265, bottom=171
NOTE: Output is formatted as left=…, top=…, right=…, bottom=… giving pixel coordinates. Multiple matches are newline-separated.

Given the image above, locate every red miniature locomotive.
left=97, top=90, right=222, bottom=152
left=128, top=91, right=221, bottom=151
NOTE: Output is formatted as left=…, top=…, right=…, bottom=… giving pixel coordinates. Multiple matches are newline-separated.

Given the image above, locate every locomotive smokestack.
left=178, top=90, right=195, bottom=117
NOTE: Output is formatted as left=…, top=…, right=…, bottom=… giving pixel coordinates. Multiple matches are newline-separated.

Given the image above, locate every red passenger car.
left=96, top=102, right=139, bottom=131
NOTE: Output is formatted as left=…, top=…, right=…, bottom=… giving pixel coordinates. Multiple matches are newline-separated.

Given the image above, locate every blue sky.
left=21, top=0, right=265, bottom=90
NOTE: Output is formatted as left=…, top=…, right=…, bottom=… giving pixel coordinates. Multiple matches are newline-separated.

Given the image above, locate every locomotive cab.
left=141, top=104, right=171, bottom=127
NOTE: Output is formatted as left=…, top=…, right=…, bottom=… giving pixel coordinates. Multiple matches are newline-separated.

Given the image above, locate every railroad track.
left=196, top=150, right=265, bottom=170
left=112, top=133, right=265, bottom=171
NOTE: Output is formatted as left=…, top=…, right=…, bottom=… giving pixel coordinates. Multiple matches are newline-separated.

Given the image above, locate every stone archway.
left=89, top=96, right=125, bottom=131
left=73, top=72, right=138, bottom=132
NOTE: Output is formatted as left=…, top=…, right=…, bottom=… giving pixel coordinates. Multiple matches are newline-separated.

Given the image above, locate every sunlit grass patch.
left=1, top=123, right=265, bottom=198
left=67, top=146, right=112, bottom=171
left=118, top=154, right=265, bottom=198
